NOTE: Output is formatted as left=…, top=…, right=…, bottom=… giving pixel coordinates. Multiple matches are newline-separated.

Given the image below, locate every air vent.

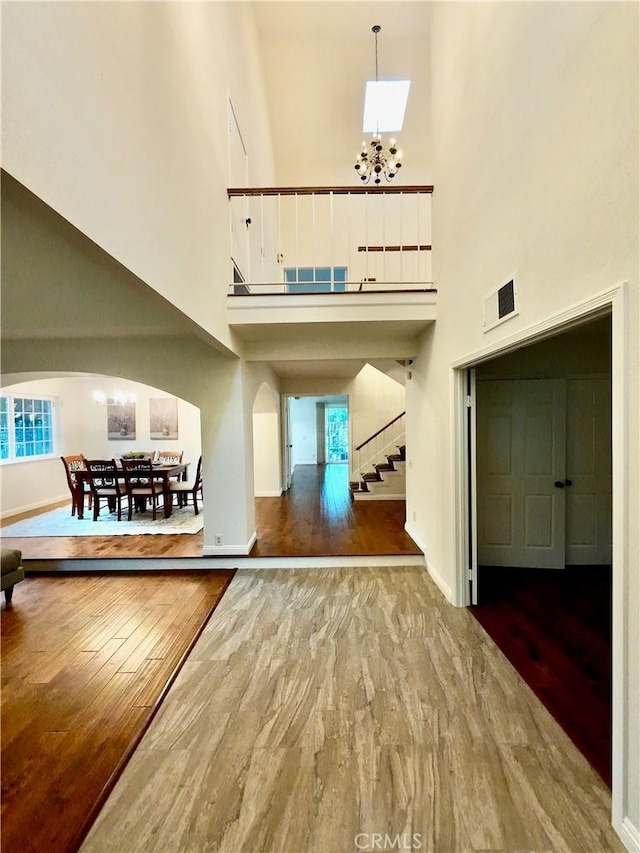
left=483, top=279, right=517, bottom=331
left=497, top=279, right=515, bottom=318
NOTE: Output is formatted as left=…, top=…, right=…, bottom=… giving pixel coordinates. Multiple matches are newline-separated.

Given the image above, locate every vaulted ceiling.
left=252, top=2, right=432, bottom=186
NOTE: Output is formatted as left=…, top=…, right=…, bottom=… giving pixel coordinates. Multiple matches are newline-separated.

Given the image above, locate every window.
left=284, top=266, right=347, bottom=293
left=325, top=405, right=349, bottom=462
left=0, top=396, right=55, bottom=461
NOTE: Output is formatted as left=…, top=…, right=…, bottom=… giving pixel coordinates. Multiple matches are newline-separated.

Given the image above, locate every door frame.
left=451, top=283, right=628, bottom=837
left=281, top=394, right=294, bottom=491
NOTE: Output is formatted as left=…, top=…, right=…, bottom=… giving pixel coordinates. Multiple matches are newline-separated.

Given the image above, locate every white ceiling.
left=251, top=2, right=432, bottom=186
left=267, top=358, right=366, bottom=379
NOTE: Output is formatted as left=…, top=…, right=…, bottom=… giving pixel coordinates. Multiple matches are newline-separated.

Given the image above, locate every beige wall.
left=252, top=380, right=282, bottom=496
left=405, top=1, right=639, bottom=835
left=2, top=1, right=275, bottom=353
left=348, top=364, right=405, bottom=463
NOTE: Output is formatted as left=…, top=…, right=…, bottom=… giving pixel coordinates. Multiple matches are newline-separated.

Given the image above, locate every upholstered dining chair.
left=85, top=459, right=128, bottom=521
left=156, top=450, right=184, bottom=484
left=169, top=455, right=203, bottom=514
left=61, top=454, right=92, bottom=516
left=121, top=458, right=164, bottom=520
left=156, top=450, right=184, bottom=464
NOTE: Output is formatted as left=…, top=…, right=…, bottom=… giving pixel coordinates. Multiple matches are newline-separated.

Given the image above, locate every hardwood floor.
left=471, top=564, right=613, bottom=787
left=253, top=464, right=421, bottom=557
left=1, top=570, right=234, bottom=853
left=81, top=566, right=623, bottom=853
left=1, top=464, right=420, bottom=560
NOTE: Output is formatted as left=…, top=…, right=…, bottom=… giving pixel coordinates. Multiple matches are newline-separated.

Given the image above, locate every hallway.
left=252, top=463, right=421, bottom=557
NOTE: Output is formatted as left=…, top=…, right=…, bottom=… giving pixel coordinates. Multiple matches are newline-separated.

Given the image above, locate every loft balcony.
left=226, top=185, right=436, bottom=338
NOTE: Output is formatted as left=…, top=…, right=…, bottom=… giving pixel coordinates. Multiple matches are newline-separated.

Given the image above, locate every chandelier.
left=354, top=25, right=405, bottom=185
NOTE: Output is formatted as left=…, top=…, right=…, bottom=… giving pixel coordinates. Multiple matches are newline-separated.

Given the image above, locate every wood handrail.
left=227, top=185, right=434, bottom=197
left=355, top=412, right=405, bottom=452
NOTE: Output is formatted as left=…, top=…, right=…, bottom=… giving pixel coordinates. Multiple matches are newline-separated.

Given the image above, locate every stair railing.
left=352, top=412, right=406, bottom=486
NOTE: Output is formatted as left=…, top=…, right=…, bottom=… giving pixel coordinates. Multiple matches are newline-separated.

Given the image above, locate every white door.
left=477, top=379, right=567, bottom=568
left=565, top=378, right=612, bottom=564
left=282, top=395, right=294, bottom=491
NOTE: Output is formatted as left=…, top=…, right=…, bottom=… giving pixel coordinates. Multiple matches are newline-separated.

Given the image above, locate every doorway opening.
left=462, top=313, right=614, bottom=787
left=284, top=394, right=349, bottom=473
left=325, top=403, right=349, bottom=463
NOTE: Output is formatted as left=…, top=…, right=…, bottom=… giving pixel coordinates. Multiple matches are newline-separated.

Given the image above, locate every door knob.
left=554, top=481, right=565, bottom=488
left=565, top=479, right=573, bottom=487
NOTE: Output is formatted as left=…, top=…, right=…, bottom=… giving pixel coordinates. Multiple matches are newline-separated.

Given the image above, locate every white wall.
left=348, top=363, right=405, bottom=456
left=0, top=376, right=201, bottom=518
left=289, top=397, right=319, bottom=466
left=2, top=2, right=275, bottom=353
left=253, top=381, right=281, bottom=496
left=405, top=1, right=638, bottom=837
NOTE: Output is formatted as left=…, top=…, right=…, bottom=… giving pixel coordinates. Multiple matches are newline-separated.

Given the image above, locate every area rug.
left=1, top=505, right=203, bottom=537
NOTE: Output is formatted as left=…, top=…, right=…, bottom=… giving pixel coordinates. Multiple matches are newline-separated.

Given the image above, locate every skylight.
left=363, top=80, right=411, bottom=133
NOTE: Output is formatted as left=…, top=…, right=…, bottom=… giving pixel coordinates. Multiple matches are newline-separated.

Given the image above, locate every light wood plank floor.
left=1, top=465, right=420, bottom=560
left=81, top=566, right=623, bottom=853
left=1, top=571, right=234, bottom=853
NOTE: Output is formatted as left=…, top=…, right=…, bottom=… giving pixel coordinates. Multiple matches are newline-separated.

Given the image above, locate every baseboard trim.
left=202, top=530, right=257, bottom=557
left=254, top=490, right=283, bottom=497
left=618, top=816, right=640, bottom=853
left=353, top=493, right=405, bottom=501
left=404, top=521, right=454, bottom=603
left=1, top=496, right=68, bottom=520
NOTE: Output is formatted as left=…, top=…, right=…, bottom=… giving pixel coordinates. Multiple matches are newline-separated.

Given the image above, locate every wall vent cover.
left=497, top=280, right=515, bottom=318
left=483, top=279, right=517, bottom=331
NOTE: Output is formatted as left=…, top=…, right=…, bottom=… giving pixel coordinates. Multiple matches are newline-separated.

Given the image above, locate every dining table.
left=75, top=462, right=190, bottom=520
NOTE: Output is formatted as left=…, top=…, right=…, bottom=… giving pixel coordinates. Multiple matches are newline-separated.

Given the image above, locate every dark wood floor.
left=253, top=464, right=421, bottom=556
left=471, top=564, right=612, bottom=786
left=1, top=464, right=421, bottom=560
left=1, top=570, right=234, bottom=853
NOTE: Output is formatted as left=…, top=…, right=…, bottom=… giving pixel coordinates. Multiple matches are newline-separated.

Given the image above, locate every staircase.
left=349, top=412, right=407, bottom=501
left=350, top=444, right=406, bottom=500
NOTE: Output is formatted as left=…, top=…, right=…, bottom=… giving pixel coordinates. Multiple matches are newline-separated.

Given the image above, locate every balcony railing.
left=227, top=185, right=434, bottom=295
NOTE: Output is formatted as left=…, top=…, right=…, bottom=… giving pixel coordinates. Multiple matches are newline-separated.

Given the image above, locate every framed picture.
left=107, top=402, right=136, bottom=440
left=150, top=397, right=178, bottom=440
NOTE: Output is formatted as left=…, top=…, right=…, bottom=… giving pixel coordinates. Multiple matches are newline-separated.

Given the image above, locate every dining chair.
left=121, top=458, right=164, bottom=521
left=156, top=450, right=185, bottom=486
left=85, top=459, right=128, bottom=521
left=156, top=450, right=184, bottom=464
left=169, top=455, right=203, bottom=514
left=61, top=454, right=92, bottom=516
